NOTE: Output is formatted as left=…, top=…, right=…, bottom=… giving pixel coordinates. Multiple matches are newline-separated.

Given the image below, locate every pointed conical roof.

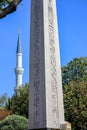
left=16, top=33, right=22, bottom=53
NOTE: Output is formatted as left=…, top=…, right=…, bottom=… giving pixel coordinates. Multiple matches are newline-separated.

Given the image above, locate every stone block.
left=60, top=122, right=71, bottom=130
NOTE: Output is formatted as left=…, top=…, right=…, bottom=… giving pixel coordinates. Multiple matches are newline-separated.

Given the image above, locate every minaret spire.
left=17, top=33, right=22, bottom=53
left=15, top=32, right=24, bottom=95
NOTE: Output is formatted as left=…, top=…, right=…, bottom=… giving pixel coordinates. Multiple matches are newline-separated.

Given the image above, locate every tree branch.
left=0, top=0, right=22, bottom=19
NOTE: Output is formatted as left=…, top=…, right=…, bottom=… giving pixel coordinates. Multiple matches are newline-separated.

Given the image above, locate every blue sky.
left=0, top=0, right=87, bottom=97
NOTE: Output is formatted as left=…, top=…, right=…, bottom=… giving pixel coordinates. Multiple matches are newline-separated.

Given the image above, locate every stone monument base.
left=29, top=123, right=71, bottom=130
left=60, top=122, right=71, bottom=130
left=29, top=122, right=71, bottom=130
left=29, top=128, right=59, bottom=130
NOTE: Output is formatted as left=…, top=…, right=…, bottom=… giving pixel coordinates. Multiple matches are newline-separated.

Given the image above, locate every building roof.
left=16, top=33, right=22, bottom=53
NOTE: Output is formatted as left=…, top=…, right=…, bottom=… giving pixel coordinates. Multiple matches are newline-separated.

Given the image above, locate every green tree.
left=62, top=57, right=87, bottom=87
left=62, top=57, right=87, bottom=130
left=0, top=0, right=22, bottom=19
left=6, top=83, right=29, bottom=118
left=0, top=115, right=28, bottom=130
left=64, top=80, right=87, bottom=130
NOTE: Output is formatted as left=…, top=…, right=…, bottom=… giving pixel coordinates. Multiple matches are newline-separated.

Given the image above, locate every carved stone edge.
left=60, top=121, right=71, bottom=130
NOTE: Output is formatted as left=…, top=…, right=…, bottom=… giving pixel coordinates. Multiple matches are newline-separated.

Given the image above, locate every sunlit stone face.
left=29, top=0, right=65, bottom=129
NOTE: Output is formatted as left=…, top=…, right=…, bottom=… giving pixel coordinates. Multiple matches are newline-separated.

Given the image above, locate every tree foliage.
left=0, top=115, right=28, bottom=130
left=62, top=57, right=87, bottom=130
left=0, top=0, right=9, bottom=8
left=64, top=80, right=87, bottom=130
left=62, top=57, right=87, bottom=87
left=0, top=108, right=12, bottom=121
left=6, top=83, right=29, bottom=118
left=0, top=0, right=22, bottom=19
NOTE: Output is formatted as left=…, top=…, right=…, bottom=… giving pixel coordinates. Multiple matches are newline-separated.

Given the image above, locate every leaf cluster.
left=0, top=0, right=22, bottom=19
left=0, top=115, right=28, bottom=130
left=63, top=57, right=87, bottom=130
left=6, top=83, right=29, bottom=118
left=0, top=108, right=12, bottom=121
left=0, top=0, right=13, bottom=9
left=64, top=81, right=87, bottom=130
left=62, top=57, right=87, bottom=87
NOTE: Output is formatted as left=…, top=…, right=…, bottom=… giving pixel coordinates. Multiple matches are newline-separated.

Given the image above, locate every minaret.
left=15, top=33, right=24, bottom=95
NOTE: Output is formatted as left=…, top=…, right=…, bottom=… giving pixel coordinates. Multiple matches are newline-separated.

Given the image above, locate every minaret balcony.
left=15, top=68, right=24, bottom=74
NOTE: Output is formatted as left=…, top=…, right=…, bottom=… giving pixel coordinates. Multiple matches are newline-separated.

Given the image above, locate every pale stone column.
left=29, top=0, right=66, bottom=129
left=15, top=33, right=24, bottom=95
